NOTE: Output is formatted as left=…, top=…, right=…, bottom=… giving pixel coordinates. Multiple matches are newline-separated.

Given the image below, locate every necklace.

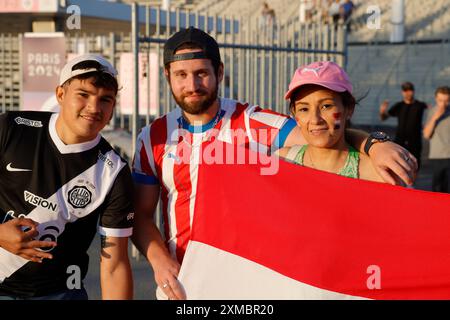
left=307, top=148, right=316, bottom=169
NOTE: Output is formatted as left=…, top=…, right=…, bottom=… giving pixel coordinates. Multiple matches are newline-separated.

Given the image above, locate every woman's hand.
left=369, top=141, right=418, bottom=186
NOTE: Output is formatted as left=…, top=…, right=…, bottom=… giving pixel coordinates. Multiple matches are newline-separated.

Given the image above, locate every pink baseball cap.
left=284, top=61, right=353, bottom=100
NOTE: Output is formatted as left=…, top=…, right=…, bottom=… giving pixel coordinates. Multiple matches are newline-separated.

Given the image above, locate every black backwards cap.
left=163, top=27, right=221, bottom=66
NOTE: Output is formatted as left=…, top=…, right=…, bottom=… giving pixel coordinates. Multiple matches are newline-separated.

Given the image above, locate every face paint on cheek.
left=333, top=112, right=342, bottom=130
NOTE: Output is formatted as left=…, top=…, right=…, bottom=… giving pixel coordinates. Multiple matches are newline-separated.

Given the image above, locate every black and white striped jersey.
left=0, top=111, right=134, bottom=297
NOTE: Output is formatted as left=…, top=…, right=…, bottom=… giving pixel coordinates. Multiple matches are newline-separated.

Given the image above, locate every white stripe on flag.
left=178, top=241, right=367, bottom=300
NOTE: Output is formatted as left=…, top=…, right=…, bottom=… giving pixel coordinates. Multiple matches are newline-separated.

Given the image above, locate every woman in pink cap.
left=277, top=61, right=384, bottom=182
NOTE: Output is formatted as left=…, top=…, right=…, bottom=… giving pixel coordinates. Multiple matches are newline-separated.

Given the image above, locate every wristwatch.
left=364, top=131, right=391, bottom=155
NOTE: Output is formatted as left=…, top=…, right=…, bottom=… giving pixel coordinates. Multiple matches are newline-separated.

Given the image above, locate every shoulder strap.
left=285, top=145, right=305, bottom=163
left=339, top=146, right=360, bottom=178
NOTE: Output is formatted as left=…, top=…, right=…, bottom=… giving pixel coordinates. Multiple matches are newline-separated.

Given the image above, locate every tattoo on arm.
left=100, top=235, right=107, bottom=249
left=100, top=235, right=114, bottom=259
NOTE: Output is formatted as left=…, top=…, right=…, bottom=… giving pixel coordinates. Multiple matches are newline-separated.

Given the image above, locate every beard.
left=172, top=84, right=219, bottom=115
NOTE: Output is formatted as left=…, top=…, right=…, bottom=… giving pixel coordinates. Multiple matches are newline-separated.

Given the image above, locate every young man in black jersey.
left=0, top=54, right=134, bottom=300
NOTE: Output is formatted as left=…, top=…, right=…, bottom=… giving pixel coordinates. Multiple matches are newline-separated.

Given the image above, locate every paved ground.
left=84, top=237, right=157, bottom=300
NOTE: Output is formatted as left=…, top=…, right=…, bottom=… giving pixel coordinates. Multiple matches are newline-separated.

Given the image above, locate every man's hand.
left=131, top=183, right=187, bottom=299
left=424, top=105, right=447, bottom=139
left=0, top=218, right=56, bottom=262
left=434, top=104, right=447, bottom=120
left=379, top=100, right=389, bottom=120
left=380, top=100, right=389, bottom=113
left=152, top=253, right=186, bottom=300
left=369, top=141, right=418, bottom=185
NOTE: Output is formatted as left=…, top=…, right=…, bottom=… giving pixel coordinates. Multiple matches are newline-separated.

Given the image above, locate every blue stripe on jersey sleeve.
left=132, top=172, right=159, bottom=185
left=273, top=117, right=297, bottom=150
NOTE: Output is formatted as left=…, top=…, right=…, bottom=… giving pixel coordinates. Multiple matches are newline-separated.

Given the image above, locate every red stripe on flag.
left=192, top=141, right=450, bottom=299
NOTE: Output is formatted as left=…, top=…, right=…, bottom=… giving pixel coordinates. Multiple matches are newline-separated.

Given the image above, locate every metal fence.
left=0, top=34, right=20, bottom=114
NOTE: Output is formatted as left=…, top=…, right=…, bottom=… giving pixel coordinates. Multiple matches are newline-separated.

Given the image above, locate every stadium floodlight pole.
left=390, top=0, right=405, bottom=43
left=132, top=2, right=139, bottom=156
left=162, top=0, right=170, bottom=11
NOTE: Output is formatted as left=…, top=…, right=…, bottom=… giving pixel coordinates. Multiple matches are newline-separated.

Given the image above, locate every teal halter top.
left=292, top=145, right=360, bottom=179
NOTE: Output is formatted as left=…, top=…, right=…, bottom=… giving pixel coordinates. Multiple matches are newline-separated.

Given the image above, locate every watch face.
left=373, top=131, right=387, bottom=140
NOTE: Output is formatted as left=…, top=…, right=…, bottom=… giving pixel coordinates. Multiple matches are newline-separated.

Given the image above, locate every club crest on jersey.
left=68, top=186, right=92, bottom=209
left=14, top=117, right=43, bottom=128
left=24, top=191, right=58, bottom=212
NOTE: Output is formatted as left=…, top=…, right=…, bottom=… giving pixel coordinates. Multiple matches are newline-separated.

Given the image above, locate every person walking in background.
left=379, top=82, right=428, bottom=169
left=423, top=86, right=450, bottom=193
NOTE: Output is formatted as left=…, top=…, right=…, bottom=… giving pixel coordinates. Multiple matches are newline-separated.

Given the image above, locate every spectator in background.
left=260, top=2, right=276, bottom=41
left=329, top=0, right=342, bottom=25
left=340, top=0, right=354, bottom=32
left=341, top=0, right=354, bottom=21
left=379, top=82, right=428, bottom=169
left=260, top=2, right=271, bottom=29
left=299, top=0, right=315, bottom=23
left=267, top=7, right=276, bottom=31
left=318, top=0, right=330, bottom=22
left=423, top=86, right=450, bottom=193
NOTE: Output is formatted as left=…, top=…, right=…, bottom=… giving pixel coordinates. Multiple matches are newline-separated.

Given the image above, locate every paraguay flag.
left=178, top=141, right=450, bottom=299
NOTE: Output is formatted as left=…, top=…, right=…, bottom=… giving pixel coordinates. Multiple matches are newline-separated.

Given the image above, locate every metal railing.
left=0, top=34, right=20, bottom=113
